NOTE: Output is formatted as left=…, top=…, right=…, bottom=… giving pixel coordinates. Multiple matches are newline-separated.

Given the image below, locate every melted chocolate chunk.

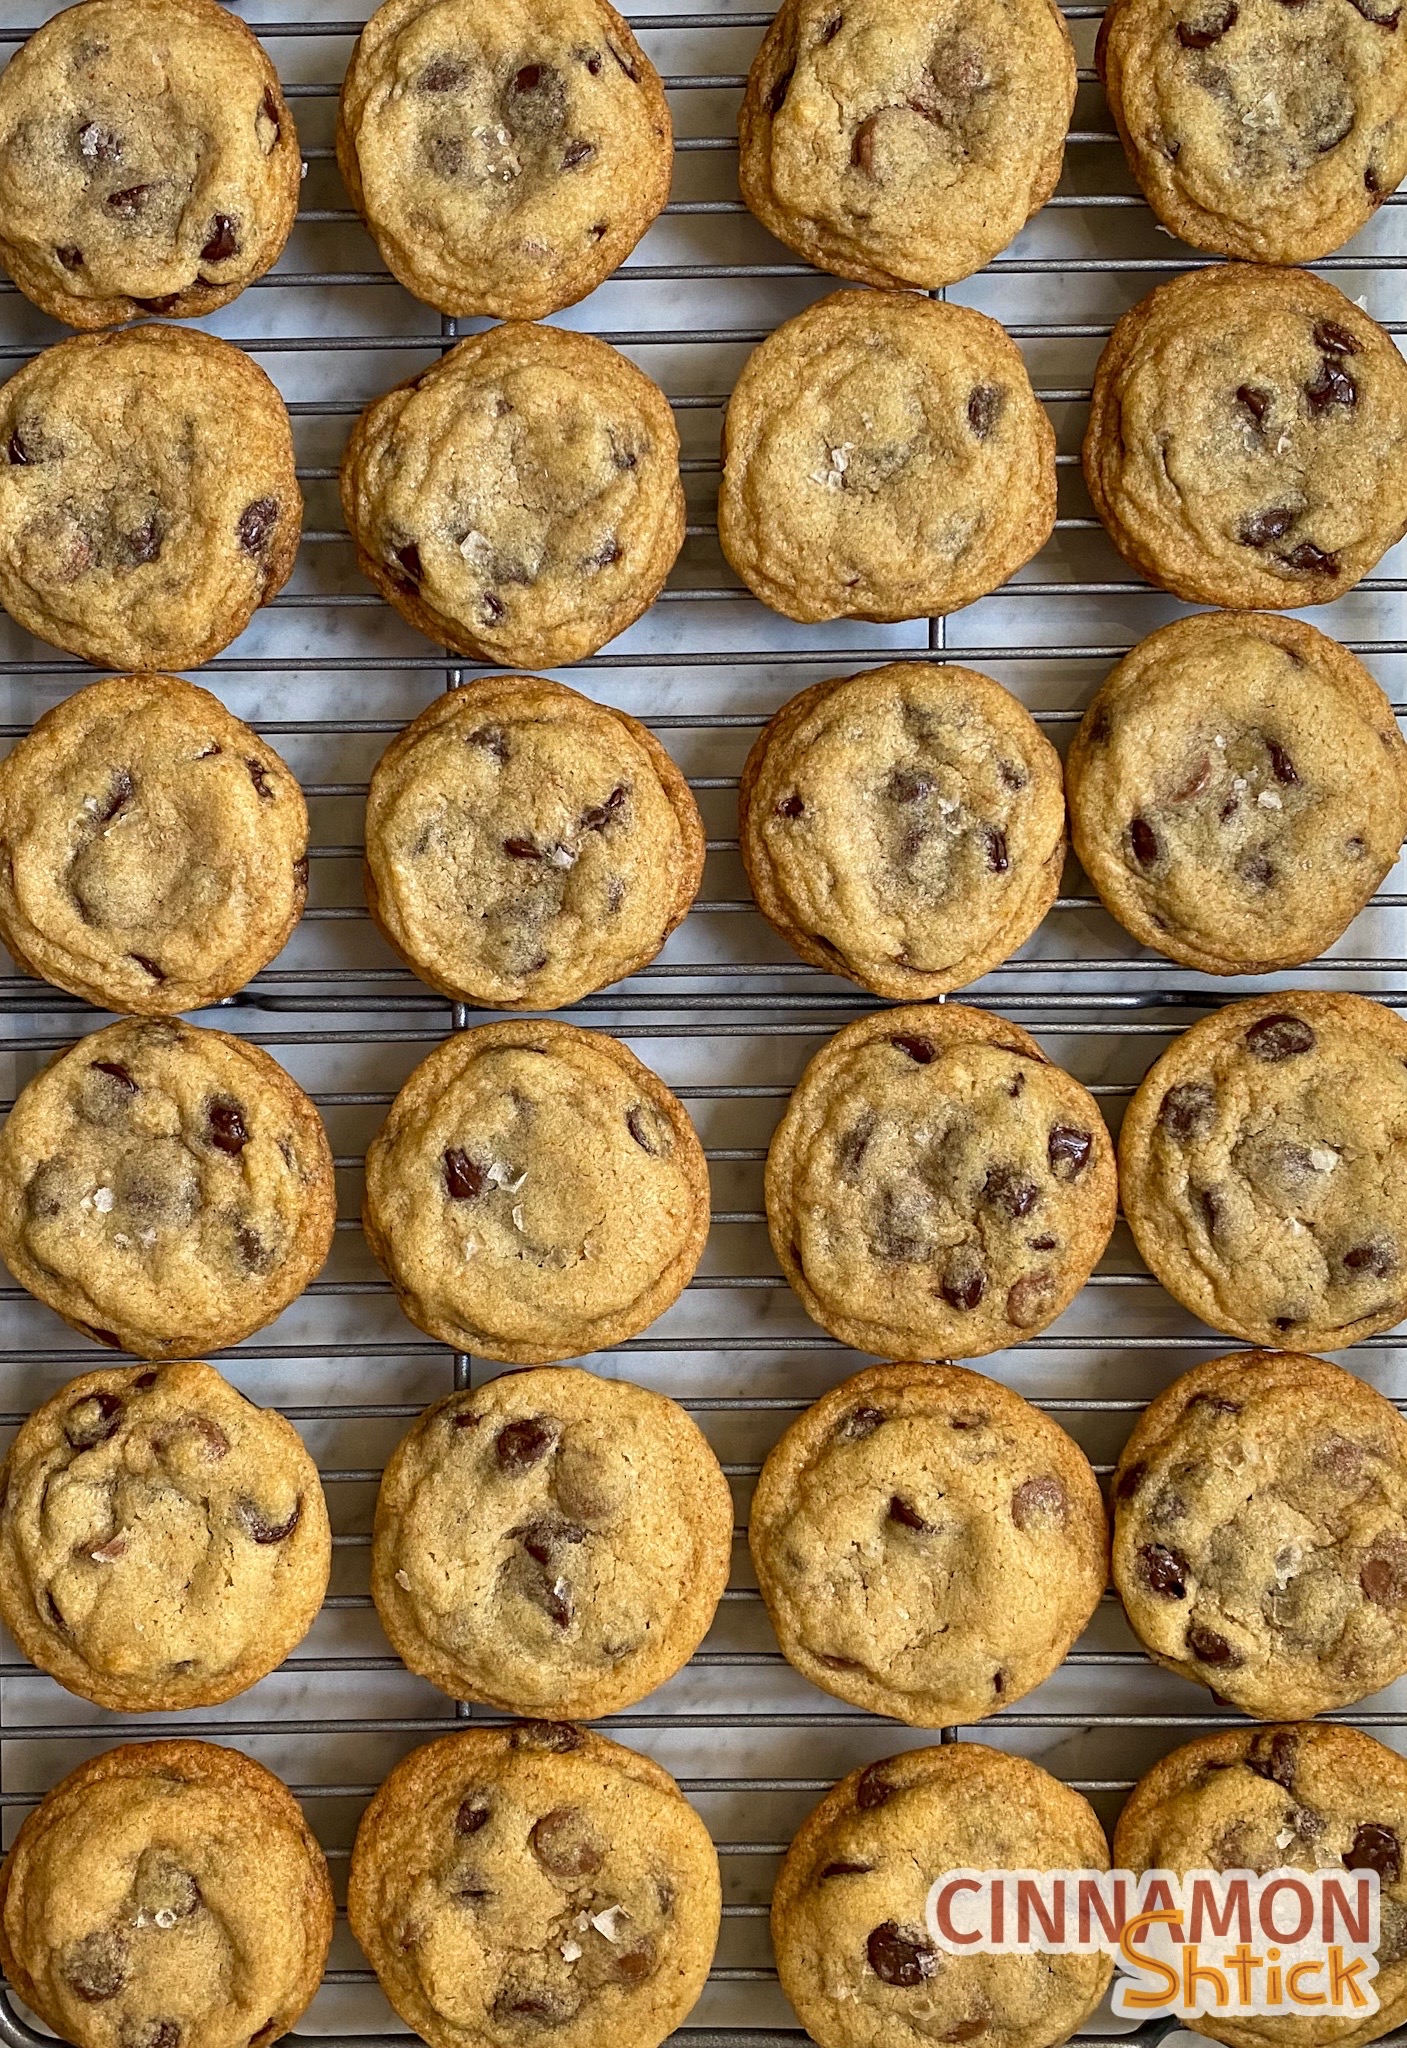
left=1239, top=506, right=1296, bottom=548
left=1130, top=816, right=1159, bottom=866
left=206, top=1096, right=249, bottom=1155
left=1186, top=1621, right=1240, bottom=1665
left=234, top=1496, right=301, bottom=1543
left=496, top=1416, right=560, bottom=1471
left=201, top=215, right=239, bottom=262
left=443, top=1148, right=486, bottom=1199
left=967, top=384, right=1004, bottom=439
left=1140, top=1542, right=1189, bottom=1597
left=238, top=497, right=279, bottom=554
left=1159, top=1080, right=1216, bottom=1142
left=867, top=1921, right=939, bottom=1987
left=1048, top=1125, right=1093, bottom=1179
left=1176, top=0, right=1237, bottom=40
left=1244, top=1013, right=1316, bottom=1061
left=65, top=1390, right=124, bottom=1451
left=1347, top=1823, right=1402, bottom=1882
left=891, top=1033, right=935, bottom=1063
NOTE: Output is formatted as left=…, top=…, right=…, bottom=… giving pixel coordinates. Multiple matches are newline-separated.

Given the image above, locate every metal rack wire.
left=0, top=1, right=1404, bottom=2043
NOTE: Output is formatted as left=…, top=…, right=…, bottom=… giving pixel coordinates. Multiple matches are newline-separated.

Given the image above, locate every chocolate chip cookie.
left=1114, top=1722, right=1407, bottom=2048
left=0, top=1739, right=334, bottom=2048
left=0, top=325, right=301, bottom=672
left=0, top=1017, right=336, bottom=1359
left=1067, top=612, right=1407, bottom=976
left=750, top=1361, right=1107, bottom=1726
left=765, top=1003, right=1118, bottom=1360
left=347, top=1722, right=721, bottom=2048
left=342, top=324, right=684, bottom=670
left=0, top=0, right=301, bottom=329
left=772, top=1744, right=1113, bottom=2048
left=1114, top=1351, right=1407, bottom=1721
left=365, top=678, right=704, bottom=1010
left=739, top=0, right=1076, bottom=289
left=1083, top=265, right=1407, bottom=609
left=0, top=1359, right=330, bottom=1713
left=739, top=662, right=1066, bottom=998
left=1121, top=992, right=1407, bottom=1352
left=372, top=1367, right=733, bottom=1718
left=718, top=289, right=1056, bottom=624
left=362, top=1020, right=710, bottom=1363
left=1098, top=0, right=1407, bottom=265
left=337, top=0, right=672, bottom=320
left=0, top=673, right=309, bottom=1015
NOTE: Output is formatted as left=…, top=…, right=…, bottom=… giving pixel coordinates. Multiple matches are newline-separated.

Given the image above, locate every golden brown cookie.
left=363, top=1020, right=710, bottom=1363
left=739, top=0, right=1075, bottom=288
left=364, top=678, right=703, bottom=1010
left=0, top=1740, right=334, bottom=2048
left=719, top=289, right=1056, bottom=624
left=0, top=0, right=301, bottom=328
left=0, top=325, right=301, bottom=671
left=772, top=1744, right=1112, bottom=2048
left=1067, top=612, right=1407, bottom=975
left=766, top=1003, right=1118, bottom=1359
left=347, top=1722, right=720, bottom=2048
left=739, top=662, right=1066, bottom=998
left=1083, top=266, right=1407, bottom=610
left=750, top=1361, right=1108, bottom=1725
left=341, top=324, right=684, bottom=669
left=372, top=1367, right=733, bottom=1717
left=0, top=1359, right=331, bottom=1713
left=1120, top=992, right=1407, bottom=1352
left=0, top=674, right=309, bottom=1014
left=0, top=1017, right=336, bottom=1359
left=337, top=0, right=672, bottom=320
left=1113, top=1350, right=1407, bottom=1720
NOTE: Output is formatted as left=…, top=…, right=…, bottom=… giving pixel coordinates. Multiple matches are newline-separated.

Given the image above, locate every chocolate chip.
left=582, top=784, right=627, bottom=831
left=455, top=1796, right=491, bottom=1834
left=821, top=1860, right=872, bottom=1879
left=768, top=65, right=794, bottom=111
left=1347, top=1823, right=1402, bottom=1882
left=125, top=2025, right=180, bottom=2048
left=468, top=724, right=509, bottom=762
left=393, top=541, right=422, bottom=586
left=1314, top=320, right=1361, bottom=358
left=134, top=1370, right=158, bottom=1389
left=856, top=1762, right=894, bottom=1809
left=1240, top=851, right=1275, bottom=889
left=130, top=1852, right=201, bottom=1925
left=1267, top=739, right=1298, bottom=784
left=106, top=183, right=154, bottom=218
left=7, top=428, right=30, bottom=466
left=887, top=768, right=934, bottom=803
left=1361, top=1541, right=1407, bottom=1606
left=1306, top=358, right=1357, bottom=413
left=1012, top=1475, right=1066, bottom=1528
left=1006, top=1272, right=1056, bottom=1328
left=421, top=57, right=471, bottom=89
left=1236, top=384, right=1270, bottom=426
left=1139, top=1543, right=1189, bottom=1597
left=611, top=1939, right=657, bottom=1984
left=91, top=1060, right=136, bottom=1094
left=941, top=1248, right=986, bottom=1311
left=1345, top=1239, right=1398, bottom=1278
left=94, top=766, right=135, bottom=823
left=836, top=1404, right=886, bottom=1440
left=234, top=1225, right=274, bottom=1274
left=514, top=1517, right=586, bottom=1567
left=529, top=1807, right=604, bottom=1880
left=57, top=245, right=83, bottom=269
left=443, top=1148, right=486, bottom=1199
left=1130, top=816, right=1159, bottom=866
left=1048, top=1125, right=1093, bottom=1180
left=77, top=120, right=123, bottom=163
left=120, top=514, right=163, bottom=566
left=984, top=1165, right=1039, bottom=1218
left=494, top=1986, right=580, bottom=2025
left=1280, top=540, right=1340, bottom=576
left=1187, top=1391, right=1240, bottom=1415
left=1116, top=1459, right=1147, bottom=1501
left=1027, top=1233, right=1057, bottom=1251
left=892, top=1033, right=935, bottom=1063
left=867, top=1922, right=939, bottom=1987
left=63, top=1931, right=129, bottom=2002
left=503, top=836, right=541, bottom=860
left=1186, top=1621, right=1240, bottom=1665
left=245, top=757, right=275, bottom=802
left=238, top=497, right=279, bottom=554
left=201, top=214, right=239, bottom=262
left=480, top=591, right=506, bottom=623
left=1160, top=1080, right=1217, bottom=1142
left=234, top=1496, right=301, bottom=1543
left=562, top=138, right=594, bottom=168
left=206, top=1096, right=249, bottom=1154
left=888, top=1494, right=937, bottom=1533
left=259, top=86, right=281, bottom=141
left=1368, top=163, right=1385, bottom=195
left=1176, top=0, right=1237, bottom=36
left=983, top=826, right=1009, bottom=872
left=836, top=1114, right=875, bottom=1177
left=1239, top=506, right=1296, bottom=548
left=776, top=791, right=805, bottom=818
left=1247, top=1730, right=1298, bottom=1790
left=1245, top=1013, right=1316, bottom=1061
left=968, top=385, right=1004, bottom=439
left=626, top=1102, right=669, bottom=1155
left=64, top=1390, right=123, bottom=1451
left=496, top=1417, right=560, bottom=1471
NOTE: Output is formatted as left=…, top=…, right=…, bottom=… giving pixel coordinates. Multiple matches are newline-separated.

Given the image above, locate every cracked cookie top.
left=749, top=1361, right=1108, bottom=1726
left=0, top=0, right=301, bottom=328
left=719, top=290, right=1056, bottom=624
left=364, top=678, right=704, bottom=1010
left=1115, top=1723, right=1407, bottom=2048
left=0, top=1359, right=331, bottom=1713
left=1083, top=265, right=1407, bottom=609
left=0, top=673, right=308, bottom=1015
left=0, top=1740, right=333, bottom=2048
left=1120, top=991, right=1407, bottom=1352
left=0, top=325, right=301, bottom=672
left=336, top=0, right=672, bottom=320
left=739, top=661, right=1067, bottom=999
left=341, top=326, right=684, bottom=670
left=1113, top=1350, right=1407, bottom=1720
left=1098, top=0, right=1407, bottom=264
left=772, top=1744, right=1112, bottom=2048
left=0, top=1017, right=336, bottom=1359
left=739, top=0, right=1076, bottom=288
left=362, top=1020, right=710, bottom=1363
left=765, top=1003, right=1118, bottom=1360
left=347, top=1723, right=720, bottom=2048
left=1067, top=611, right=1407, bottom=976
left=372, top=1367, right=733, bottom=1718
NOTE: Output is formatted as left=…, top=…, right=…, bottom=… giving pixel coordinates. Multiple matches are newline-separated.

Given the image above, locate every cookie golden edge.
left=335, top=0, right=673, bottom=321
left=0, top=1021, right=338, bottom=1360
left=738, top=663, right=1067, bottom=998
left=339, top=328, right=686, bottom=667
left=1118, top=989, right=1407, bottom=1351
left=362, top=676, right=705, bottom=1008
left=0, top=0, right=303, bottom=329
left=0, top=1359, right=332, bottom=1713
left=749, top=1360, right=1109, bottom=1725
left=0, top=674, right=309, bottom=1014
left=370, top=1368, right=734, bottom=1717
left=764, top=1003, right=1119, bottom=1359
left=0, top=1738, right=335, bottom=2048
left=1066, top=611, right=1407, bottom=975
left=1111, top=1349, right=1407, bottom=1719
left=361, top=1018, right=712, bottom=1363
left=346, top=1723, right=722, bottom=2048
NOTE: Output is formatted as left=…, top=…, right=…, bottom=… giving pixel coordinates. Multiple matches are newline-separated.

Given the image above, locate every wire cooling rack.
left=0, top=2, right=1406, bottom=2043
